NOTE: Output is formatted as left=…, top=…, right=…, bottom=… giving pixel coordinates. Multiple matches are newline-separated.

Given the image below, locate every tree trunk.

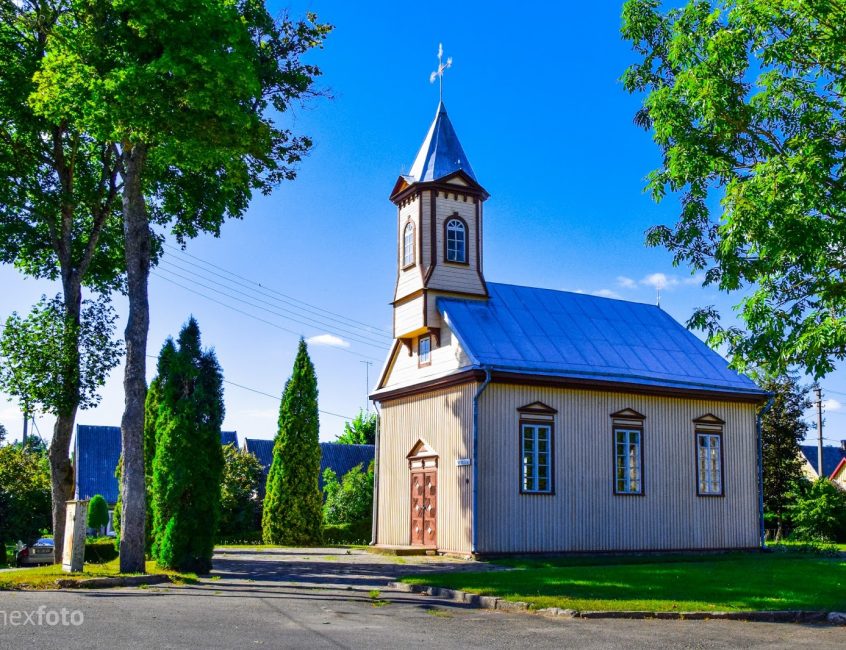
left=49, top=270, right=83, bottom=565
left=118, top=142, right=150, bottom=573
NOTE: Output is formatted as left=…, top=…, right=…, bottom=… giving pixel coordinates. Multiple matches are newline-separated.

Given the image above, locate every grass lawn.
left=400, top=552, right=846, bottom=612
left=0, top=559, right=197, bottom=590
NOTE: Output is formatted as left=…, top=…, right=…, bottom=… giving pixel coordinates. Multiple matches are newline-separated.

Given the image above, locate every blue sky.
left=1, top=1, right=843, bottom=446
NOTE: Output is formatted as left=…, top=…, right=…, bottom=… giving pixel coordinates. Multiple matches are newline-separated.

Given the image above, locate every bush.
left=87, top=495, right=110, bottom=535
left=84, top=538, right=119, bottom=564
left=789, top=478, right=846, bottom=542
left=323, top=461, right=374, bottom=525
left=215, top=530, right=263, bottom=545
left=323, top=520, right=372, bottom=545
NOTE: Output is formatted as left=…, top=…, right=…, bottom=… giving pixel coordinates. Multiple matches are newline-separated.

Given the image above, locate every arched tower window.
left=403, top=222, right=415, bottom=267
left=445, top=218, right=466, bottom=263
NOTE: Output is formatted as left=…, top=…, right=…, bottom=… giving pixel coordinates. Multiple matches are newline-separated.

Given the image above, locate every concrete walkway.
left=0, top=547, right=841, bottom=649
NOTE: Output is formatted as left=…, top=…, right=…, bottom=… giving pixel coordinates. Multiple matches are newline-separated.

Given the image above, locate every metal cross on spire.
left=429, top=43, right=452, bottom=102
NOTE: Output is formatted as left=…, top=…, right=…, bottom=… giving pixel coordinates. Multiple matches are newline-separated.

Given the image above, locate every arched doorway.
left=407, top=440, right=438, bottom=547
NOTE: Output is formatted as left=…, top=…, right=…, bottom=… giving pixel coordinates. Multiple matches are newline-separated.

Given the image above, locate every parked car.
left=15, top=538, right=54, bottom=567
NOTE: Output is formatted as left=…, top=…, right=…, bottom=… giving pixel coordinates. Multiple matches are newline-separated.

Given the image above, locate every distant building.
left=799, top=442, right=846, bottom=490
left=370, top=101, right=769, bottom=555
left=74, top=425, right=239, bottom=505
left=244, top=438, right=374, bottom=497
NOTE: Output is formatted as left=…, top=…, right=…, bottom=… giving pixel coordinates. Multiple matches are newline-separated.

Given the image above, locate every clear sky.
left=1, top=1, right=843, bottom=447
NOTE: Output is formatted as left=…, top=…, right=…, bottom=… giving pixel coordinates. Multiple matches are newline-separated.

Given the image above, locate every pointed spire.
left=406, top=102, right=477, bottom=185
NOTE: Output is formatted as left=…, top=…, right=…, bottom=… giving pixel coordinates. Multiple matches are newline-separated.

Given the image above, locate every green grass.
left=400, top=552, right=846, bottom=612
left=0, top=559, right=197, bottom=590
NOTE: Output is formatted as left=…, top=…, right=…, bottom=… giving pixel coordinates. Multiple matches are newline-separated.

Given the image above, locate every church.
left=370, top=101, right=768, bottom=556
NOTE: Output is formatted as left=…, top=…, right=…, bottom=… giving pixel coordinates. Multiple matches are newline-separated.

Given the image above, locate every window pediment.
left=517, top=401, right=558, bottom=415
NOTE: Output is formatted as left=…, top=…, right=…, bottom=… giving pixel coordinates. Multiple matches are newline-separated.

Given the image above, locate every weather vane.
left=429, top=43, right=452, bottom=102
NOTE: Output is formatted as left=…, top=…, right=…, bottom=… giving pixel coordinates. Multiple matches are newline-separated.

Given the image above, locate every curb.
left=387, top=582, right=845, bottom=625
left=55, top=574, right=172, bottom=589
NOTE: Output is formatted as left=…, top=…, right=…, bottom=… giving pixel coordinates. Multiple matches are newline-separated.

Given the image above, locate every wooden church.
left=370, top=101, right=768, bottom=556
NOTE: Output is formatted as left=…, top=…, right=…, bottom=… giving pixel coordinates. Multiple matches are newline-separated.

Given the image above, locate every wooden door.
left=410, top=470, right=437, bottom=546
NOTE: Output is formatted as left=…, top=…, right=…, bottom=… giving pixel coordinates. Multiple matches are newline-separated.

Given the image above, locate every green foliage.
left=0, top=295, right=122, bottom=415
left=336, top=410, right=377, bottom=445
left=84, top=538, right=119, bottom=564
left=151, top=318, right=225, bottom=573
left=262, top=339, right=323, bottom=545
left=219, top=445, right=263, bottom=538
left=322, top=520, right=372, bottom=546
left=215, top=530, right=263, bottom=546
left=0, top=441, right=51, bottom=547
left=323, top=461, right=374, bottom=526
left=760, top=376, right=810, bottom=537
left=86, top=494, right=110, bottom=534
left=789, top=478, right=846, bottom=542
left=112, top=456, right=122, bottom=550
left=621, top=0, right=846, bottom=379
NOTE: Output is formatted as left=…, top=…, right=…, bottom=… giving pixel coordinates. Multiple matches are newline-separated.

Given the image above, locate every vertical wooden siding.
left=477, top=384, right=760, bottom=553
left=377, top=383, right=475, bottom=553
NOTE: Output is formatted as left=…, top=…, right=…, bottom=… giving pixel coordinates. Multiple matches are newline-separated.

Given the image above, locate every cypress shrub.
left=262, top=339, right=323, bottom=545
left=87, top=494, right=110, bottom=536
left=151, top=318, right=224, bottom=572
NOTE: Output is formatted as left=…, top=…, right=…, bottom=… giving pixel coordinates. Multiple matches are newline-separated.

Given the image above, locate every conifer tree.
left=263, top=340, right=323, bottom=545
left=151, top=318, right=224, bottom=572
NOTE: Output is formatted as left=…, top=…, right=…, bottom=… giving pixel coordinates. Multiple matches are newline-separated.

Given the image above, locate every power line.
left=155, top=265, right=387, bottom=349
left=152, top=273, right=382, bottom=363
left=163, top=243, right=392, bottom=337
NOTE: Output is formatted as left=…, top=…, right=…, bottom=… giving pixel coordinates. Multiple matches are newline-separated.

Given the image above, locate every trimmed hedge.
left=84, top=538, right=119, bottom=564
left=323, top=519, right=371, bottom=545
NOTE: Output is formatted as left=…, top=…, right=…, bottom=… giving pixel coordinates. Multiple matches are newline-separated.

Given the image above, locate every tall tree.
left=31, top=0, right=330, bottom=572
left=150, top=318, right=224, bottom=573
left=760, top=376, right=810, bottom=539
left=0, top=0, right=127, bottom=564
left=336, top=410, right=377, bottom=445
left=263, top=340, right=323, bottom=545
left=621, top=0, right=846, bottom=379
left=0, top=438, right=51, bottom=556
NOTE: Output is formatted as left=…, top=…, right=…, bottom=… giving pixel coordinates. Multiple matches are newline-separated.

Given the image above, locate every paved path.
left=0, top=547, right=842, bottom=649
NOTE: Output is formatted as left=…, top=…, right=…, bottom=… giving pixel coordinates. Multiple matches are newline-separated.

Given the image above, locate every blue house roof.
left=800, top=444, right=846, bottom=478
left=74, top=425, right=122, bottom=504
left=75, top=427, right=240, bottom=504
left=244, top=438, right=375, bottom=493
left=406, top=102, right=477, bottom=184
left=438, top=283, right=765, bottom=397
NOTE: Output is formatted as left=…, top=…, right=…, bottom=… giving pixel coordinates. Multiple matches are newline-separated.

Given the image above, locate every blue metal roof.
left=800, top=444, right=846, bottom=478
left=407, top=102, right=477, bottom=184
left=438, top=282, right=765, bottom=397
left=244, top=438, right=375, bottom=493
left=74, top=425, right=121, bottom=504
left=220, top=431, right=239, bottom=449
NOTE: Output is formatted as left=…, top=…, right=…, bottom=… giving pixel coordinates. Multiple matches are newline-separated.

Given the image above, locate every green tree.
left=150, top=318, right=225, bottom=573
left=263, top=340, right=323, bottom=545
left=789, top=478, right=846, bottom=542
left=322, top=461, right=374, bottom=526
left=0, top=441, right=51, bottom=554
left=219, top=445, right=264, bottom=538
left=0, top=1, right=128, bottom=565
left=760, top=377, right=810, bottom=539
left=87, top=494, right=110, bottom=536
left=621, top=0, right=846, bottom=379
left=336, top=410, right=377, bottom=445
left=29, top=0, right=330, bottom=571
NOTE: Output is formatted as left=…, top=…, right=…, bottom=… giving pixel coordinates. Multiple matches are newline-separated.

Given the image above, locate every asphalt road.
left=0, top=547, right=841, bottom=649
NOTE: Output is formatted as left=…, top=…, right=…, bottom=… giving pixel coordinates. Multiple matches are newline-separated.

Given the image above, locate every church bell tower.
left=389, top=101, right=489, bottom=351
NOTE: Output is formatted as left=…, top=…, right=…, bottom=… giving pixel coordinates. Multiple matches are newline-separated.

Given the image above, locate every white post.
left=62, top=500, right=89, bottom=573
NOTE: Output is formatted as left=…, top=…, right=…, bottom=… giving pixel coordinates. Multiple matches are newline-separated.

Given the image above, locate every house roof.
left=74, top=426, right=240, bottom=504
left=437, top=282, right=766, bottom=397
left=800, top=444, right=846, bottom=478
left=74, top=425, right=122, bottom=504
left=244, top=438, right=375, bottom=491
left=406, top=102, right=477, bottom=184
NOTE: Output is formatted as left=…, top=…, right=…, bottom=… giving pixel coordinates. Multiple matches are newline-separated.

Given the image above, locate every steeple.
left=406, top=102, right=478, bottom=185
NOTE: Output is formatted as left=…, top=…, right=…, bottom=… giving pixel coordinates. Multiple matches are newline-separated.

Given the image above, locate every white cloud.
left=824, top=399, right=842, bottom=412
left=683, top=273, right=706, bottom=286
left=617, top=276, right=637, bottom=290
left=592, top=289, right=622, bottom=300
left=306, top=333, right=350, bottom=349
left=640, top=273, right=679, bottom=291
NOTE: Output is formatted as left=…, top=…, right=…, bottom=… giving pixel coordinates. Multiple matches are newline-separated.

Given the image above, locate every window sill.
left=402, top=262, right=416, bottom=271
left=444, top=260, right=470, bottom=267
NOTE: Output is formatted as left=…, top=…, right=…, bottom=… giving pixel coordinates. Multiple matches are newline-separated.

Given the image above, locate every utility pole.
left=360, top=361, right=373, bottom=413
left=22, top=407, right=28, bottom=449
left=815, top=387, right=824, bottom=477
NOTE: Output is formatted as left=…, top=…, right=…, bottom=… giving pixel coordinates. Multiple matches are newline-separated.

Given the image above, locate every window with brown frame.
left=520, top=420, right=553, bottom=494
left=445, top=217, right=467, bottom=263
left=610, top=408, right=646, bottom=496
left=696, top=431, right=723, bottom=496
left=417, top=335, right=431, bottom=367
